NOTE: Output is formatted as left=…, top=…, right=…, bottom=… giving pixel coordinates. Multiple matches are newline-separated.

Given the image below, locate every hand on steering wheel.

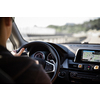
left=11, top=48, right=25, bottom=56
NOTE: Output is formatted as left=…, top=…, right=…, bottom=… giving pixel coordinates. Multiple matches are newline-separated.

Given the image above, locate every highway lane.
left=25, top=33, right=86, bottom=43
left=82, top=33, right=100, bottom=44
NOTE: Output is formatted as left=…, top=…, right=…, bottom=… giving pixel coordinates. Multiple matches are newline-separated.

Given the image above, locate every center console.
left=69, top=49, right=100, bottom=82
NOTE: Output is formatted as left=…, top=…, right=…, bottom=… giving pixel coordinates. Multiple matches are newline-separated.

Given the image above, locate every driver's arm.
left=11, top=48, right=51, bottom=84
left=13, top=58, right=52, bottom=84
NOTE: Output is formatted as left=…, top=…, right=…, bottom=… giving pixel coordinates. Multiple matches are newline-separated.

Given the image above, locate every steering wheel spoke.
left=45, top=61, right=55, bottom=73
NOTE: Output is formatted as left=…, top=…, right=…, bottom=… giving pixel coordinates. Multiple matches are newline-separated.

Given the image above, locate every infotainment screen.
left=82, top=50, right=100, bottom=62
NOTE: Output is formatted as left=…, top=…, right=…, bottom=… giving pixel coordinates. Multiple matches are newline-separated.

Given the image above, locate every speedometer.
left=32, top=51, right=45, bottom=60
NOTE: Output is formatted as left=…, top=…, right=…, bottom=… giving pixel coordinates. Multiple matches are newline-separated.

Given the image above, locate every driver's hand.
left=11, top=48, right=39, bottom=64
left=11, top=48, right=25, bottom=56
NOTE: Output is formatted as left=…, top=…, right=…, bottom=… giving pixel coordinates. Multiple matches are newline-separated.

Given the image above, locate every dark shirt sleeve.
left=0, top=57, right=51, bottom=84
left=15, top=62, right=51, bottom=84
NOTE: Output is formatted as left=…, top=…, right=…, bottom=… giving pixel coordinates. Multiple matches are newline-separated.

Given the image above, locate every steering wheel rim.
left=18, top=41, right=60, bottom=83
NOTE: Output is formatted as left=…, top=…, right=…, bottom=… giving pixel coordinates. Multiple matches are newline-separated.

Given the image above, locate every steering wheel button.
left=45, top=63, right=53, bottom=71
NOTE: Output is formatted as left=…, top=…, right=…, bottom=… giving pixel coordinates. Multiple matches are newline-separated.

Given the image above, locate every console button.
left=96, top=75, right=100, bottom=78
left=78, top=64, right=83, bottom=68
left=84, top=65, right=87, bottom=70
left=60, top=71, right=66, bottom=76
left=94, top=65, right=99, bottom=70
left=70, top=72, right=77, bottom=77
left=73, top=64, right=77, bottom=68
left=84, top=65, right=92, bottom=71
left=87, top=66, right=91, bottom=70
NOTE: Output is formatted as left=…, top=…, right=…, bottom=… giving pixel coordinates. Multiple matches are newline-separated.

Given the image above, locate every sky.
left=15, top=17, right=99, bottom=28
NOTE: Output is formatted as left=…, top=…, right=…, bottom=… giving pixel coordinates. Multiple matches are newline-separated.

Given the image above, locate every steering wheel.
left=17, top=41, right=60, bottom=83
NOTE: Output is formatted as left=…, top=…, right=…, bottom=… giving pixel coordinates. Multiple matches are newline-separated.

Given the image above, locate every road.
left=82, top=33, right=100, bottom=44
left=26, top=33, right=86, bottom=43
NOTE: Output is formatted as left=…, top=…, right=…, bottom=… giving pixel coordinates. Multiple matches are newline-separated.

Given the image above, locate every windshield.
left=15, top=17, right=100, bottom=44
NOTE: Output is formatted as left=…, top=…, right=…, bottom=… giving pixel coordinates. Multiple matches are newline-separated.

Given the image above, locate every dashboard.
left=26, top=43, right=100, bottom=83
left=57, top=43, right=100, bottom=83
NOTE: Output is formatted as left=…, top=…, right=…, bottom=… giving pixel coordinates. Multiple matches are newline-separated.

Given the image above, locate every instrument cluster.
left=31, top=51, right=55, bottom=63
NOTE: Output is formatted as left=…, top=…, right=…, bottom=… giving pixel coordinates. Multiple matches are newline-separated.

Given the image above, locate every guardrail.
left=7, top=34, right=87, bottom=51
left=24, top=35, right=86, bottom=43
left=24, top=35, right=67, bottom=43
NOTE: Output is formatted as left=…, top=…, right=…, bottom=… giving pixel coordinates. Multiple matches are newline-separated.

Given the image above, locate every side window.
left=6, top=39, right=14, bottom=51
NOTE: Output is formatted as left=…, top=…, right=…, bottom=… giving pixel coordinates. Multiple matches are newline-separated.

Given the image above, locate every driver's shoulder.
left=0, top=56, right=41, bottom=77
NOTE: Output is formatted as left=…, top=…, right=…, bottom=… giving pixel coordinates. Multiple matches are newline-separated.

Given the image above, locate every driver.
left=0, top=17, right=51, bottom=84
